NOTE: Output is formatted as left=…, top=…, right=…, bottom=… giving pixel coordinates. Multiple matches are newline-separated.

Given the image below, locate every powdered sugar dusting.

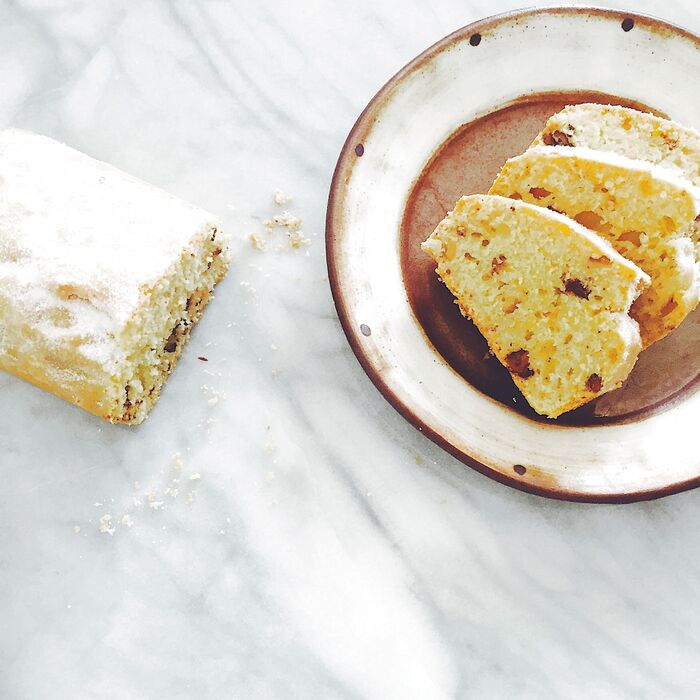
left=0, top=129, right=220, bottom=369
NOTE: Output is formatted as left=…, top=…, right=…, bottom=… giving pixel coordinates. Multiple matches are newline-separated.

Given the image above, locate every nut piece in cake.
left=421, top=194, right=650, bottom=418
left=490, top=146, right=700, bottom=347
left=0, top=129, right=230, bottom=424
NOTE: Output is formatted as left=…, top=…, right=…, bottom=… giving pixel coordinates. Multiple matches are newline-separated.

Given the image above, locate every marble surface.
left=1, top=0, right=700, bottom=697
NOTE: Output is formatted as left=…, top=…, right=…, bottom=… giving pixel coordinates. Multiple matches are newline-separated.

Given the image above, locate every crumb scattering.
left=98, top=514, right=115, bottom=536
left=121, top=514, right=134, bottom=528
left=251, top=192, right=310, bottom=250
left=202, top=384, right=226, bottom=406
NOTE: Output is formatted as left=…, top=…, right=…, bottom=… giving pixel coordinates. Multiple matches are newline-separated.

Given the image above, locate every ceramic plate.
left=326, top=7, right=700, bottom=502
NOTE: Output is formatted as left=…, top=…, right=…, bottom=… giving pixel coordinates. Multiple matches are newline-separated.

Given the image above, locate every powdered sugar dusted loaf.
left=0, top=129, right=230, bottom=424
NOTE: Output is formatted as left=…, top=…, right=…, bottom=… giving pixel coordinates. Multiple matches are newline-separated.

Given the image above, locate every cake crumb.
left=73, top=525, right=81, bottom=534
left=272, top=212, right=302, bottom=231
left=289, top=230, right=310, bottom=249
left=98, top=514, right=115, bottom=536
left=202, top=385, right=226, bottom=404
left=121, top=514, right=134, bottom=528
left=273, top=189, right=292, bottom=205
left=147, top=491, right=164, bottom=510
left=248, top=233, right=266, bottom=250
left=189, top=473, right=201, bottom=481
left=185, top=491, right=197, bottom=505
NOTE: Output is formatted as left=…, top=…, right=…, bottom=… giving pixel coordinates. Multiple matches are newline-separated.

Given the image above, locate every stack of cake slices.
left=422, top=104, right=700, bottom=418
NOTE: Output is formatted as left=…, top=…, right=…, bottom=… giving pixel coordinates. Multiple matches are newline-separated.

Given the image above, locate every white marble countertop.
left=1, top=1, right=699, bottom=697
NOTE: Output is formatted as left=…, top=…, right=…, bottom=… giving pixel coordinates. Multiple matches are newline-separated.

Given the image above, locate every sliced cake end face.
left=111, top=224, right=230, bottom=424
left=421, top=194, right=648, bottom=418
left=532, top=103, right=700, bottom=189
left=490, top=146, right=700, bottom=346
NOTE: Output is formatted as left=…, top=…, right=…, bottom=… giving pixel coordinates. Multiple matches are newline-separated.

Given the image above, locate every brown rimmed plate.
left=326, top=6, right=700, bottom=502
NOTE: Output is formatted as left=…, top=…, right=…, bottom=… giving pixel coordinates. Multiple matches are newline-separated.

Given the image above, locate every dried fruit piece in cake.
left=0, top=129, right=230, bottom=424
left=490, top=146, right=700, bottom=346
left=421, top=194, right=649, bottom=418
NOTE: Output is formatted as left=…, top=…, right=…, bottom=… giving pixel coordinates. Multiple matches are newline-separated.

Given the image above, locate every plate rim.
left=325, top=5, right=700, bottom=503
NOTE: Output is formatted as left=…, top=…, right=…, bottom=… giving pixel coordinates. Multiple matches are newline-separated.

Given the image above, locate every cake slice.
left=421, top=194, right=649, bottom=418
left=532, top=103, right=700, bottom=188
left=0, top=129, right=230, bottom=424
left=532, top=103, right=700, bottom=255
left=490, top=146, right=700, bottom=347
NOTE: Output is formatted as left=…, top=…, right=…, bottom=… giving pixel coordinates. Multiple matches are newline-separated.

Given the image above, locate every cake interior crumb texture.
left=490, top=146, right=700, bottom=347
left=533, top=102, right=700, bottom=258
left=422, top=195, right=649, bottom=418
left=533, top=103, right=700, bottom=190
left=0, top=129, right=230, bottom=424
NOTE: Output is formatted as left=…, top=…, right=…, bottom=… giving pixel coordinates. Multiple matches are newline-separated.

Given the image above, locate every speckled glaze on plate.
left=326, top=7, right=700, bottom=502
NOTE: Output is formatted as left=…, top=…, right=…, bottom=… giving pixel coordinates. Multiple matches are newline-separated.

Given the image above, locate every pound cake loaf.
left=0, top=129, right=230, bottom=424
left=490, top=146, right=700, bottom=346
left=421, top=194, right=650, bottom=418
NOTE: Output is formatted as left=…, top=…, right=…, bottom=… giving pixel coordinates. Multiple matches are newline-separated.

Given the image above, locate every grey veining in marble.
left=1, top=0, right=700, bottom=698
